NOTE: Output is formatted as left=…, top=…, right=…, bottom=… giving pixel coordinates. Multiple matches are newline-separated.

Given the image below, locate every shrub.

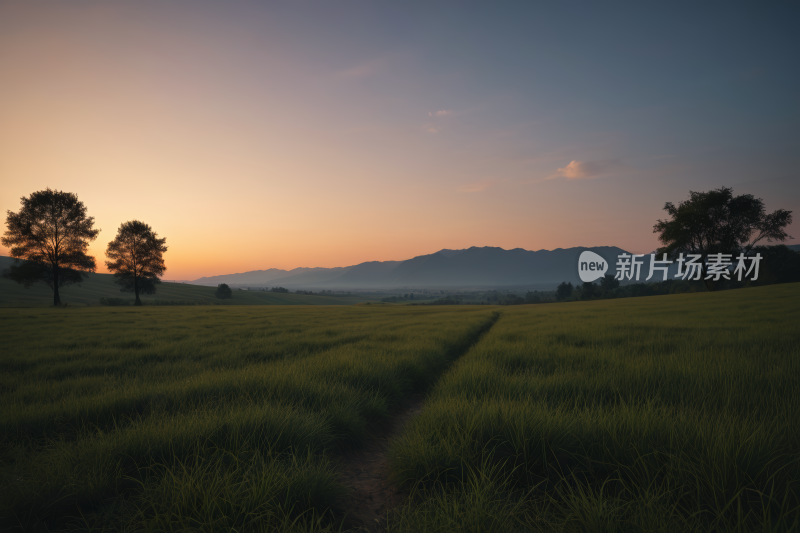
left=215, top=283, right=233, bottom=299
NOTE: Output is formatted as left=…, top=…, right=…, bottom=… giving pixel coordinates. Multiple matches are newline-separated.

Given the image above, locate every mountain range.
left=192, top=246, right=666, bottom=289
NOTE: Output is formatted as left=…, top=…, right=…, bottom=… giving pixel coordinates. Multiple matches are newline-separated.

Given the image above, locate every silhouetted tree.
left=581, top=281, right=598, bottom=300
left=556, top=281, right=573, bottom=300
left=746, top=245, right=800, bottom=286
left=600, top=274, right=619, bottom=293
left=105, top=220, right=168, bottom=306
left=524, top=291, right=541, bottom=304
left=2, top=189, right=99, bottom=305
left=653, top=187, right=792, bottom=291
left=215, top=283, right=232, bottom=299
left=504, top=293, right=525, bottom=305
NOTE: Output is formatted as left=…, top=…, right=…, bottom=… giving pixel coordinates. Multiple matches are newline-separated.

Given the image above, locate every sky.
left=1, top=1, right=798, bottom=280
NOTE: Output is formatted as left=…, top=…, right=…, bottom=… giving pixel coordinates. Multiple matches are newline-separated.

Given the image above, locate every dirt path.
left=337, top=394, right=425, bottom=532
left=337, top=313, right=501, bottom=531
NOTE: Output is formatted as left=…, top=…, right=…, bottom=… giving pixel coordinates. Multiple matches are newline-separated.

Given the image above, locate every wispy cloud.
left=424, top=109, right=454, bottom=133
left=548, top=159, right=621, bottom=180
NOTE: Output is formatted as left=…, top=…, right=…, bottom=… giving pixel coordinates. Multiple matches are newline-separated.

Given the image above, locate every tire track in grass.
left=337, top=311, right=501, bottom=532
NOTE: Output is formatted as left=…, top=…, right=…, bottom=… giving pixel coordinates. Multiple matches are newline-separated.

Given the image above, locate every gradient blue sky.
left=1, top=1, right=797, bottom=279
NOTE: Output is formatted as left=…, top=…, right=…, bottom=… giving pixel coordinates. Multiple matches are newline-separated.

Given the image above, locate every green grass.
left=0, top=305, right=498, bottom=531
left=1, top=284, right=797, bottom=532
left=387, top=283, right=800, bottom=532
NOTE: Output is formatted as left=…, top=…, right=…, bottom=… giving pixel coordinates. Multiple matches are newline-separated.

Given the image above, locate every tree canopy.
left=556, top=281, right=573, bottom=300
left=215, top=283, right=233, bottom=299
left=747, top=245, right=800, bottom=286
left=653, top=187, right=792, bottom=290
left=105, top=220, right=168, bottom=306
left=1, top=189, right=99, bottom=305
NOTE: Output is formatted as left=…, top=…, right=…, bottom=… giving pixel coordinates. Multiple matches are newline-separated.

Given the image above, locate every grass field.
left=1, top=284, right=798, bottom=532
left=388, top=283, right=800, bottom=532
left=0, top=305, right=498, bottom=531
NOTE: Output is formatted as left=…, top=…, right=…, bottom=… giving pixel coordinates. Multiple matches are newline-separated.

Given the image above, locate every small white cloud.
left=557, top=160, right=590, bottom=179
left=549, top=159, right=620, bottom=180
left=424, top=110, right=453, bottom=130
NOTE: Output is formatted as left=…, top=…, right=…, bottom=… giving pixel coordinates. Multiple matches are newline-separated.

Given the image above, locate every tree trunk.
left=134, top=276, right=142, bottom=306
left=53, top=263, right=62, bottom=306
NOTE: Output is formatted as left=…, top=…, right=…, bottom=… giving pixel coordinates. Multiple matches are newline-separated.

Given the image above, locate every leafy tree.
left=580, top=281, right=598, bottom=300
left=653, top=187, right=792, bottom=290
left=503, top=293, right=525, bottom=305
left=556, top=281, right=573, bottom=301
left=1, top=189, right=99, bottom=305
left=747, top=245, right=800, bottom=286
left=105, top=220, right=168, bottom=306
left=600, top=274, right=619, bottom=293
left=524, top=291, right=541, bottom=304
left=215, top=283, right=233, bottom=299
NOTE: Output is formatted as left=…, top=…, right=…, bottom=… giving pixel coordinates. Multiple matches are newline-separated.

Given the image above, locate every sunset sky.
left=1, top=2, right=798, bottom=280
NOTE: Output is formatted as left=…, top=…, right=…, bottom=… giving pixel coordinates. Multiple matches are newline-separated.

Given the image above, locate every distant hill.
left=194, top=267, right=303, bottom=286
left=387, top=246, right=621, bottom=288
left=197, top=243, right=800, bottom=290
left=192, top=246, right=674, bottom=289
left=253, top=266, right=353, bottom=287
left=0, top=256, right=373, bottom=307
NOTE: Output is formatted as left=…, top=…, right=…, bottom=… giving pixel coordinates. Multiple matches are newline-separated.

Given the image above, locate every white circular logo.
left=578, top=251, right=608, bottom=282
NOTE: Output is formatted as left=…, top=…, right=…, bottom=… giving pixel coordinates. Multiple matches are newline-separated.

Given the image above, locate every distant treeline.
left=100, top=297, right=221, bottom=306
left=381, top=293, right=418, bottom=303
left=408, top=291, right=549, bottom=306
left=254, top=287, right=349, bottom=295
